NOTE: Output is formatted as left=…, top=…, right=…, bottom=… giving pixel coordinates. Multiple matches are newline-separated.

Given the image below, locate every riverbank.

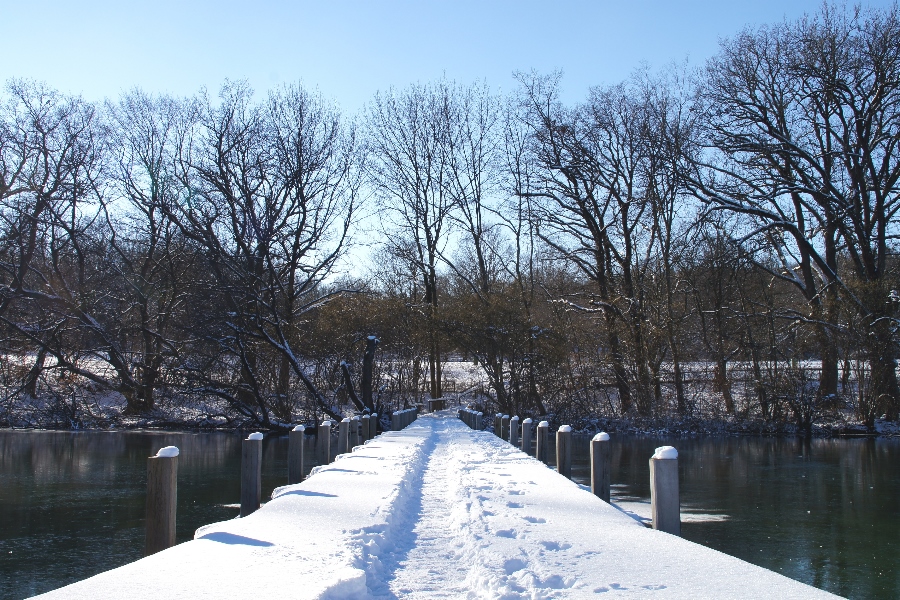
left=4, top=394, right=899, bottom=439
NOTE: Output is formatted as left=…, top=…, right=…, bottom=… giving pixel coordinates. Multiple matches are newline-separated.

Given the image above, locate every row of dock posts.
left=457, top=408, right=680, bottom=536
left=391, top=407, right=418, bottom=430
left=146, top=408, right=426, bottom=556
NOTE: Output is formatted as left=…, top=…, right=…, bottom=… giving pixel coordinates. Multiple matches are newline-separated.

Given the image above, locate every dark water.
left=1, top=430, right=898, bottom=599
left=0, top=430, right=329, bottom=599
left=542, top=434, right=900, bottom=600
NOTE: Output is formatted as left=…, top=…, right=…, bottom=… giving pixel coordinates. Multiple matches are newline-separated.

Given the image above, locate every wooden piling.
left=360, top=414, right=370, bottom=443
left=650, top=446, right=680, bottom=535
left=509, top=415, right=519, bottom=447
left=317, top=420, right=332, bottom=464
left=590, top=432, right=611, bottom=502
left=338, top=418, right=350, bottom=454
left=370, top=413, right=378, bottom=438
left=521, top=418, right=533, bottom=455
left=556, top=425, right=572, bottom=479
left=240, top=433, right=263, bottom=517
left=288, top=425, right=305, bottom=485
left=145, top=446, right=178, bottom=556
left=536, top=421, right=549, bottom=463
left=495, top=413, right=502, bottom=436
left=501, top=415, right=510, bottom=441
left=350, top=416, right=360, bottom=449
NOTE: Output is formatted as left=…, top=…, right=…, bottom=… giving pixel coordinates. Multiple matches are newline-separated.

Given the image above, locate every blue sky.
left=2, top=0, right=894, bottom=112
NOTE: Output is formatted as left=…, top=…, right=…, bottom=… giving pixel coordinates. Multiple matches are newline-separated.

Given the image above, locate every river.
left=0, top=429, right=897, bottom=599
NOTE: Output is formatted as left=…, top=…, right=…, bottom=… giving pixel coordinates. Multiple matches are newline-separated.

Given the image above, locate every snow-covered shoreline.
left=35, top=412, right=839, bottom=599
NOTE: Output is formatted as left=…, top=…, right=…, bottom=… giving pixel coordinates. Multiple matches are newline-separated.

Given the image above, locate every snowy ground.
left=36, top=412, right=838, bottom=599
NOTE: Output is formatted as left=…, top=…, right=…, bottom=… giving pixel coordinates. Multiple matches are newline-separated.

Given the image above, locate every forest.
left=1, top=4, right=898, bottom=435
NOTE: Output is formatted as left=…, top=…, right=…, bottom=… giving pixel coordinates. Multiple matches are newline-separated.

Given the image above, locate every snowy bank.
left=35, top=413, right=839, bottom=599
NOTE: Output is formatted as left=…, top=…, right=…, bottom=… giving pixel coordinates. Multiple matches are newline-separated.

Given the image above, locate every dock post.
left=288, top=425, right=305, bottom=485
left=241, top=432, right=263, bottom=517
left=350, top=416, right=360, bottom=449
left=556, top=425, right=572, bottom=478
left=650, top=446, right=680, bottom=535
left=392, top=411, right=400, bottom=431
left=590, top=432, right=611, bottom=502
left=360, top=415, right=370, bottom=443
left=370, top=413, right=378, bottom=438
left=145, top=446, right=178, bottom=556
left=476, top=411, right=483, bottom=430
left=501, top=415, right=510, bottom=441
left=495, top=413, right=502, bottom=436
left=521, top=418, right=533, bottom=455
left=338, top=418, right=350, bottom=454
left=317, top=420, right=332, bottom=464
left=509, top=415, right=519, bottom=447
left=536, top=421, right=549, bottom=463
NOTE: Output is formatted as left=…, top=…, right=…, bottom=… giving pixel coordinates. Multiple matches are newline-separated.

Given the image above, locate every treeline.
left=1, top=4, right=898, bottom=432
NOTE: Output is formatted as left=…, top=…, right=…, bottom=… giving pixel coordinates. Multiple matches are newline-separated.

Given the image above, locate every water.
left=547, top=434, right=900, bottom=600
left=1, top=430, right=898, bottom=599
left=0, top=430, right=328, bottom=599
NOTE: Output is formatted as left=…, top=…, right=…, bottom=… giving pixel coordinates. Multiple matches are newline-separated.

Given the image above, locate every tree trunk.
left=867, top=315, right=900, bottom=423
left=23, top=347, right=48, bottom=399
left=362, top=336, right=378, bottom=411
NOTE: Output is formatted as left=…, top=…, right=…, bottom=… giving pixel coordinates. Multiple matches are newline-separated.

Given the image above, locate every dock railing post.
left=590, top=432, right=611, bottom=502
left=317, top=420, right=332, bottom=464
left=145, top=446, right=178, bottom=556
left=360, top=414, right=370, bottom=443
left=501, top=415, right=510, bottom=441
left=556, top=425, right=572, bottom=478
left=351, top=416, right=360, bottom=449
left=536, top=421, right=549, bottom=463
left=338, top=418, right=350, bottom=454
left=476, top=411, right=483, bottom=430
left=241, top=432, right=263, bottom=517
left=509, top=415, right=519, bottom=447
left=288, top=425, right=305, bottom=485
left=521, top=418, right=533, bottom=454
left=650, top=446, right=680, bottom=535
left=370, top=413, right=378, bottom=438
left=392, top=411, right=401, bottom=431
left=494, top=413, right=502, bottom=436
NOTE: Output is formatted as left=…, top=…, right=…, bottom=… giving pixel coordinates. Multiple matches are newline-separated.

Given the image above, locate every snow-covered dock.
left=36, top=412, right=838, bottom=599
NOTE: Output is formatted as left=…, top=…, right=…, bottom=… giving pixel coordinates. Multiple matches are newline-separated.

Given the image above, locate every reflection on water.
left=1, top=430, right=898, bottom=599
left=0, top=430, right=327, bottom=599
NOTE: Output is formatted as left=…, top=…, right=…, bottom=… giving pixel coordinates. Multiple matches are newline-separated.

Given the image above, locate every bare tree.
left=690, top=4, right=900, bottom=422
left=518, top=71, right=685, bottom=417
left=366, top=81, right=456, bottom=400
left=163, top=81, right=360, bottom=427
left=103, top=90, right=200, bottom=412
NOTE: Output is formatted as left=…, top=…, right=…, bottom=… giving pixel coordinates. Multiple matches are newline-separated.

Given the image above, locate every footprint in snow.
left=539, top=541, right=572, bottom=551
left=503, top=558, right=527, bottom=574
left=507, top=501, right=523, bottom=508
left=523, top=516, right=546, bottom=523
left=540, top=574, right=570, bottom=589
left=508, top=489, right=524, bottom=495
left=495, top=529, right=517, bottom=538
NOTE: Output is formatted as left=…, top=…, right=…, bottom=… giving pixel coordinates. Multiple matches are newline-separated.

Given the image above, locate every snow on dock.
left=36, top=413, right=838, bottom=599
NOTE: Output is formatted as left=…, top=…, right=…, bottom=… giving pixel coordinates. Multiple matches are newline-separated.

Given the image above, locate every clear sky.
left=3, top=0, right=896, bottom=114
